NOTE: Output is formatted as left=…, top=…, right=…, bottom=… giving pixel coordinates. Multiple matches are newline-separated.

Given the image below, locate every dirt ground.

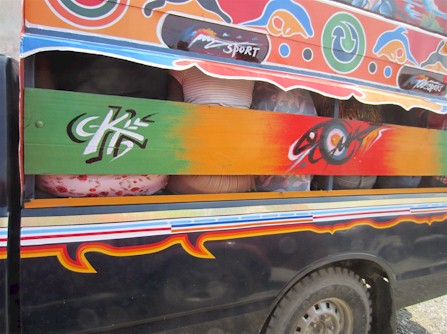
left=397, top=295, right=447, bottom=334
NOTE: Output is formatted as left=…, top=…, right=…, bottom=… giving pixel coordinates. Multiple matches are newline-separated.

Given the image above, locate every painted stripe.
left=17, top=202, right=447, bottom=247
left=25, top=187, right=447, bottom=209
left=0, top=217, right=8, bottom=228
left=314, top=208, right=411, bottom=221
left=0, top=228, right=7, bottom=247
left=21, top=195, right=447, bottom=227
left=21, top=230, right=171, bottom=246
left=22, top=220, right=171, bottom=234
left=21, top=226, right=171, bottom=240
left=19, top=213, right=445, bottom=273
left=171, top=219, right=315, bottom=233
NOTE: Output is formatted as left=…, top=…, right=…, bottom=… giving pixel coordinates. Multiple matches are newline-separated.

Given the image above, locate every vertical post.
left=23, top=57, right=35, bottom=201
left=323, top=99, right=340, bottom=190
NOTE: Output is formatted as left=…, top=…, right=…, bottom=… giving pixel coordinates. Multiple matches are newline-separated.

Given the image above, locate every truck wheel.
left=265, top=267, right=372, bottom=334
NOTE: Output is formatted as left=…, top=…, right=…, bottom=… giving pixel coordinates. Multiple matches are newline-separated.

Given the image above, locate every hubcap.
left=295, top=298, right=353, bottom=334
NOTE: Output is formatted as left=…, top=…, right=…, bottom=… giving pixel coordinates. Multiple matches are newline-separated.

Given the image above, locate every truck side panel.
left=19, top=194, right=447, bottom=333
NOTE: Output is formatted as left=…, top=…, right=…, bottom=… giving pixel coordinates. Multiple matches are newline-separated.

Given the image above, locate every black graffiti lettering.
left=85, top=131, right=111, bottom=164
left=67, top=113, right=88, bottom=143
left=289, top=119, right=380, bottom=170
left=142, top=113, right=157, bottom=123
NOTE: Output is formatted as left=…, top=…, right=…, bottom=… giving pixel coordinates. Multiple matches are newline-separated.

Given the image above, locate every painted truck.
left=1, top=0, right=447, bottom=333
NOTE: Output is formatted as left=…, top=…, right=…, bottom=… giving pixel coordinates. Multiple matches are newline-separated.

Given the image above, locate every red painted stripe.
left=75, top=0, right=107, bottom=7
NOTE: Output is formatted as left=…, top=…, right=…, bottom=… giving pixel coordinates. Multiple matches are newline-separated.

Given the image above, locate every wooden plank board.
left=24, top=88, right=447, bottom=176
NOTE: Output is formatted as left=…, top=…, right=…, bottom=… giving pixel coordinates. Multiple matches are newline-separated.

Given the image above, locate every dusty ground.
left=397, top=295, right=447, bottom=334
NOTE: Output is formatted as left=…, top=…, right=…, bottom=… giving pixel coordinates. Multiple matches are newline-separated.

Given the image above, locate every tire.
left=265, top=267, right=372, bottom=334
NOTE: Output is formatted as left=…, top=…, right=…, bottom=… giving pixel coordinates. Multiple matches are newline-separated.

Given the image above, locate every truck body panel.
left=1, top=0, right=447, bottom=333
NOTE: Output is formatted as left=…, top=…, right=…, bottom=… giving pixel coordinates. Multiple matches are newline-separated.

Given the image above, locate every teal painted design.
left=322, top=12, right=365, bottom=73
left=60, top=0, right=118, bottom=18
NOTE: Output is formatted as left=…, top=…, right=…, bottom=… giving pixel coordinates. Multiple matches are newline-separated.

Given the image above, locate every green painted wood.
left=24, top=88, right=447, bottom=176
left=24, top=88, right=189, bottom=174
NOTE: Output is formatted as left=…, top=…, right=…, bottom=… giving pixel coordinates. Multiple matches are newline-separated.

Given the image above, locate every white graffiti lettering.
left=67, top=106, right=155, bottom=164
left=188, top=33, right=261, bottom=58
left=410, top=78, right=445, bottom=93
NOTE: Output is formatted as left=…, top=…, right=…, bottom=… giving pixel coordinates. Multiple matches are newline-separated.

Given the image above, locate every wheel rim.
left=295, top=298, right=353, bottom=334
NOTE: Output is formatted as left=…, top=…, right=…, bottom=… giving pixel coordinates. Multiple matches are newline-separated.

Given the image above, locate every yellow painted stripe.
left=0, top=217, right=8, bottom=228
left=24, top=188, right=447, bottom=209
